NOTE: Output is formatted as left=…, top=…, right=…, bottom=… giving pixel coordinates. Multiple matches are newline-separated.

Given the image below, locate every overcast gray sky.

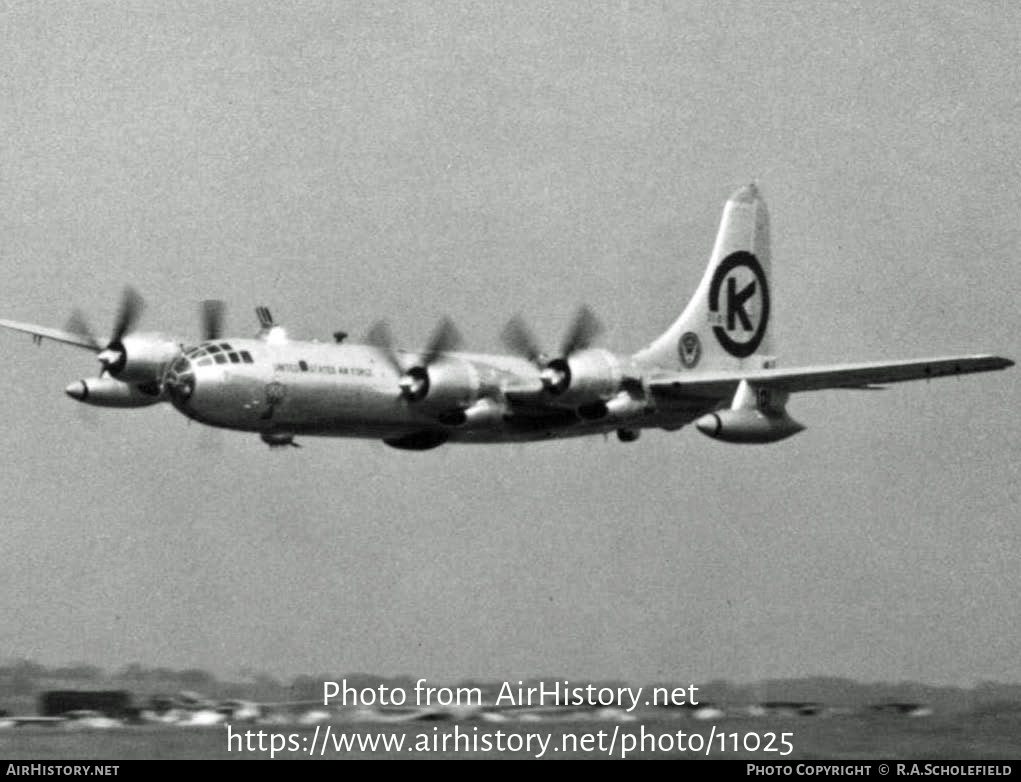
left=0, top=1, right=1017, bottom=688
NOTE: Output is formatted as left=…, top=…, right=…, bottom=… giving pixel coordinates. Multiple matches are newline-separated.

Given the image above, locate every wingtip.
left=985, top=355, right=1015, bottom=370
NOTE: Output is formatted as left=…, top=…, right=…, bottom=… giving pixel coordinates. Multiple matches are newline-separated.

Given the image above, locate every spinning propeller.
left=65, top=289, right=229, bottom=377
left=64, top=286, right=145, bottom=377
left=367, top=317, right=463, bottom=402
left=500, top=304, right=603, bottom=394
left=200, top=299, right=225, bottom=341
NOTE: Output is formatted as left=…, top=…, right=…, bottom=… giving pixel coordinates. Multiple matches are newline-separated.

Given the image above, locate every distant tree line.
left=2, top=660, right=1020, bottom=713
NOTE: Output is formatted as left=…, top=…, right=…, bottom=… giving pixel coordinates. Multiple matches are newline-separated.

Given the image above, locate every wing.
left=0, top=317, right=101, bottom=351
left=648, top=354, right=1014, bottom=401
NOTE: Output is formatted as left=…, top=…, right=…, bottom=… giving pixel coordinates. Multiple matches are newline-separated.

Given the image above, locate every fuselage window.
left=228, top=352, right=240, bottom=363
left=299, top=360, right=308, bottom=372
left=240, top=351, right=253, bottom=363
left=214, top=353, right=227, bottom=364
left=197, top=357, right=213, bottom=367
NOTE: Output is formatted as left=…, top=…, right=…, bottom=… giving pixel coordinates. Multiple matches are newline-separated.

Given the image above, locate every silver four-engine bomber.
left=1, top=185, right=1012, bottom=449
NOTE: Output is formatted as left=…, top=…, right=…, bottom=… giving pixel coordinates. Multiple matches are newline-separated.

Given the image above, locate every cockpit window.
left=228, top=352, right=240, bottom=363
left=214, top=353, right=227, bottom=364
left=206, top=345, right=221, bottom=354
left=198, top=357, right=212, bottom=367
left=240, top=351, right=253, bottom=363
left=219, top=343, right=233, bottom=351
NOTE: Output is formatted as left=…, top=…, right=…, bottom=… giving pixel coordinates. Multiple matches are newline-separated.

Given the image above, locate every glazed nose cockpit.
left=163, top=354, right=196, bottom=405
left=163, top=342, right=255, bottom=409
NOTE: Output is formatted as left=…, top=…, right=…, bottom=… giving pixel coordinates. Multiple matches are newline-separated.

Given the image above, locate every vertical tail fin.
left=634, top=184, right=774, bottom=371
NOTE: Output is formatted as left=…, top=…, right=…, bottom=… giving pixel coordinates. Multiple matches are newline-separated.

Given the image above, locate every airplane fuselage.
left=4, top=185, right=1011, bottom=451
left=161, top=334, right=694, bottom=448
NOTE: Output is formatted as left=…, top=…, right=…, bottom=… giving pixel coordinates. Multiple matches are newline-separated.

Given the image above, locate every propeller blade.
left=559, top=304, right=603, bottom=357
left=421, top=317, right=462, bottom=366
left=65, top=309, right=101, bottom=350
left=110, top=286, right=144, bottom=344
left=366, top=320, right=404, bottom=376
left=500, top=315, right=544, bottom=365
left=200, top=300, right=226, bottom=341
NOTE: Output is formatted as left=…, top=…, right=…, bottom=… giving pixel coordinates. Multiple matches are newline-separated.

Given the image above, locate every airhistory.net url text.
left=227, top=724, right=794, bottom=759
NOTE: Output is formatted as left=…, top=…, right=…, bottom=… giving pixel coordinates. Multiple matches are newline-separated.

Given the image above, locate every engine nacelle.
left=404, top=357, right=481, bottom=411
left=105, top=333, right=182, bottom=382
left=577, top=391, right=649, bottom=423
left=694, top=409, right=805, bottom=444
left=437, top=398, right=507, bottom=428
left=65, top=377, right=163, bottom=408
left=545, top=348, right=623, bottom=404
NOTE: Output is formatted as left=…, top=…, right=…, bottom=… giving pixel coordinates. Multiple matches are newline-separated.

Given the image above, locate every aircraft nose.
left=165, top=373, right=196, bottom=407
left=65, top=381, right=87, bottom=401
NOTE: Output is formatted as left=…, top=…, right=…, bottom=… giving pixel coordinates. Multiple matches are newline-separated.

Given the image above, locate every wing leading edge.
left=648, top=354, right=1014, bottom=400
left=0, top=318, right=101, bottom=351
